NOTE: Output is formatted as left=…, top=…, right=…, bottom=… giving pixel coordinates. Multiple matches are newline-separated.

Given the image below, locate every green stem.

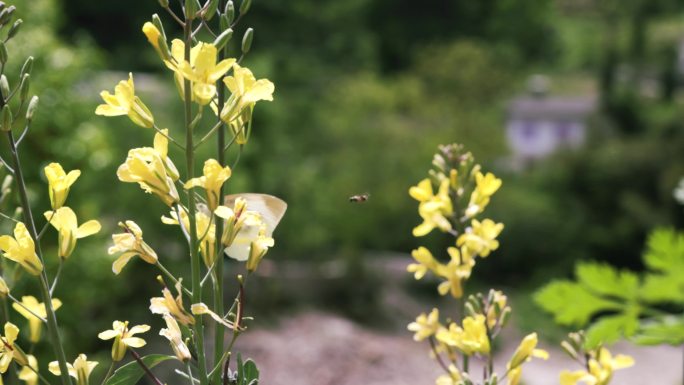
left=6, top=131, right=73, bottom=385
left=212, top=4, right=228, bottom=380
left=183, top=18, right=209, bottom=385
left=100, top=361, right=115, bottom=385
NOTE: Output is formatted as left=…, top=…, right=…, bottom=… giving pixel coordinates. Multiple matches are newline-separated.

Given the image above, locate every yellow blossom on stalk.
left=159, top=314, right=191, bottom=362
left=560, top=348, right=633, bottom=385
left=220, top=64, right=275, bottom=125
left=457, top=219, right=504, bottom=262
left=44, top=207, right=101, bottom=259
left=170, top=41, right=235, bottom=105
left=407, top=246, right=440, bottom=280
left=108, top=221, right=158, bottom=274
left=117, top=139, right=180, bottom=206
left=410, top=179, right=453, bottom=237
left=142, top=22, right=165, bottom=59
left=0, top=277, right=8, bottom=297
left=215, top=197, right=248, bottom=246
left=184, top=159, right=232, bottom=211
left=507, top=333, right=549, bottom=370
left=95, top=73, right=154, bottom=128
left=0, top=222, right=43, bottom=276
left=436, top=314, right=490, bottom=356
left=98, top=321, right=150, bottom=362
left=162, top=207, right=216, bottom=267
left=507, top=367, right=522, bottom=385
left=49, top=354, right=98, bottom=385
left=44, top=163, right=80, bottom=210
left=191, top=303, right=238, bottom=329
left=13, top=296, right=62, bottom=343
left=0, top=322, right=29, bottom=372
left=18, top=355, right=38, bottom=385
left=435, top=365, right=463, bottom=385
left=153, top=129, right=180, bottom=181
left=246, top=225, right=274, bottom=273
left=435, top=247, right=474, bottom=298
left=407, top=308, right=441, bottom=341
left=464, top=172, right=502, bottom=218
left=486, top=290, right=508, bottom=328
left=149, top=280, right=194, bottom=326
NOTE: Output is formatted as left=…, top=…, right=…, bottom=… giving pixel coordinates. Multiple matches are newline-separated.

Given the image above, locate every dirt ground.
left=236, top=311, right=682, bottom=385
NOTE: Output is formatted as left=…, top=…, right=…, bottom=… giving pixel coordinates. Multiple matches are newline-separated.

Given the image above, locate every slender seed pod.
left=152, top=14, right=167, bottom=41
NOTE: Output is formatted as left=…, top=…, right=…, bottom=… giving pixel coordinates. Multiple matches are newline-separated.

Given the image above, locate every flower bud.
left=7, top=19, right=21, bottom=40
left=19, top=74, right=29, bottom=102
left=0, top=42, right=7, bottom=65
left=26, top=96, right=38, bottom=122
left=0, top=104, right=11, bottom=132
left=185, top=0, right=199, bottom=19
left=225, top=1, right=235, bottom=24
left=239, top=0, right=251, bottom=16
left=158, top=0, right=169, bottom=7
left=241, top=27, right=253, bottom=53
left=213, top=28, right=233, bottom=51
left=152, top=14, right=167, bottom=40
left=0, top=3, right=6, bottom=13
left=0, top=74, right=9, bottom=98
left=2, top=174, right=12, bottom=192
left=203, top=0, right=219, bottom=20
left=561, top=340, right=578, bottom=359
left=20, top=56, right=33, bottom=77
left=0, top=276, right=8, bottom=297
left=0, top=5, right=14, bottom=26
left=220, top=13, right=230, bottom=31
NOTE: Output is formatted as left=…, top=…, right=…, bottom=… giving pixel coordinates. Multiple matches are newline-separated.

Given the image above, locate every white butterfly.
left=223, top=193, right=287, bottom=261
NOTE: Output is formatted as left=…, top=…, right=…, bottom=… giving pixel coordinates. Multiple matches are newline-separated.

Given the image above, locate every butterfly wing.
left=224, top=193, right=287, bottom=236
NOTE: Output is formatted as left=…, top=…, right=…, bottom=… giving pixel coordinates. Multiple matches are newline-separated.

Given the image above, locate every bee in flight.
left=349, top=193, right=370, bottom=203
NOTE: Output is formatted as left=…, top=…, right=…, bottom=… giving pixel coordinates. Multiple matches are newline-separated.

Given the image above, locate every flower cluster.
left=93, top=2, right=286, bottom=384
left=559, top=332, right=634, bottom=385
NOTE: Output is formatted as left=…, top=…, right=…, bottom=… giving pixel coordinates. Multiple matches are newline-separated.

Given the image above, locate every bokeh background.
left=2, top=0, right=684, bottom=383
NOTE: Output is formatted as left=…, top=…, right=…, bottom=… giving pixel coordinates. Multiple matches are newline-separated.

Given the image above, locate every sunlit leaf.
left=534, top=280, right=622, bottom=326
left=585, top=313, right=639, bottom=349
left=576, top=262, right=639, bottom=300
left=634, top=316, right=684, bottom=346
left=104, top=355, right=175, bottom=385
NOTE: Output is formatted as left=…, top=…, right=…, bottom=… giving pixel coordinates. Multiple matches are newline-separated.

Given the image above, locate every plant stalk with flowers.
left=93, top=0, right=285, bottom=385
left=406, top=143, right=548, bottom=385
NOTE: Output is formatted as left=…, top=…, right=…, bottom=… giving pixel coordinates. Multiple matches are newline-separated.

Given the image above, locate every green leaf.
left=643, top=228, right=684, bottom=273
left=575, top=262, right=639, bottom=300
left=634, top=316, right=684, bottom=346
left=585, top=313, right=639, bottom=349
left=640, top=273, right=684, bottom=304
left=105, top=355, right=175, bottom=385
left=534, top=280, right=622, bottom=326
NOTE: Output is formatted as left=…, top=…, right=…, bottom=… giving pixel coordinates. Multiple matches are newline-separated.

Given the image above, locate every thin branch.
left=15, top=124, right=29, bottom=146
left=0, top=155, right=14, bottom=174
left=7, top=294, right=47, bottom=323
left=49, top=260, right=64, bottom=295
left=0, top=211, right=19, bottom=224
left=154, top=124, right=186, bottom=151
left=130, top=350, right=164, bottom=385
left=164, top=6, right=186, bottom=26
left=37, top=210, right=56, bottom=241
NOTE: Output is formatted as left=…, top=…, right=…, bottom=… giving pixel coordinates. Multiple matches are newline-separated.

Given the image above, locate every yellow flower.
left=435, top=365, right=463, bottom=385
left=49, top=354, right=98, bottom=385
left=108, top=221, right=158, bottom=274
left=95, top=73, right=154, bottom=128
left=0, top=222, right=43, bottom=276
left=215, top=197, right=249, bottom=247
left=436, top=314, right=490, bottom=356
left=44, top=163, right=80, bottom=209
left=0, top=277, right=8, bottom=297
left=153, top=129, right=180, bottom=181
left=162, top=207, right=216, bottom=268
left=0, top=322, right=29, bottom=372
left=98, top=321, right=150, bottom=362
left=160, top=313, right=191, bottom=362
left=407, top=308, right=441, bottom=341
left=465, top=171, right=502, bottom=218
left=560, top=347, right=633, bottom=385
left=117, top=139, right=180, bottom=206
left=411, top=179, right=453, bottom=237
left=184, top=159, right=232, bottom=211
left=507, top=333, right=549, bottom=370
left=220, top=64, right=274, bottom=126
left=142, top=22, right=166, bottom=60
left=13, top=296, right=62, bottom=343
left=170, top=41, right=235, bottom=105
left=18, top=355, right=38, bottom=385
left=435, top=247, right=474, bottom=298
left=507, top=367, right=522, bottom=385
left=149, top=280, right=194, bottom=326
left=457, top=219, right=504, bottom=261
left=44, top=207, right=101, bottom=259
left=246, top=225, right=274, bottom=273
left=191, top=303, right=238, bottom=329
left=407, top=246, right=441, bottom=280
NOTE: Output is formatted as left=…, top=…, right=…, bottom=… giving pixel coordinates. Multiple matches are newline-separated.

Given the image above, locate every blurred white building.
left=505, top=76, right=596, bottom=167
